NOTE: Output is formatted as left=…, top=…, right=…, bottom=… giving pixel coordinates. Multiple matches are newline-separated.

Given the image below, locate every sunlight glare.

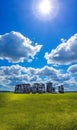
left=32, top=0, right=59, bottom=21
left=38, top=0, right=52, bottom=15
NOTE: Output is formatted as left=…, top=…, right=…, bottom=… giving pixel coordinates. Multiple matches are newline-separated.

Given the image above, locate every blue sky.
left=0, top=0, right=77, bottom=91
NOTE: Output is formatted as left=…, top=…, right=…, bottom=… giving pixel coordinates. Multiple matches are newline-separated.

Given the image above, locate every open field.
left=0, top=92, right=77, bottom=130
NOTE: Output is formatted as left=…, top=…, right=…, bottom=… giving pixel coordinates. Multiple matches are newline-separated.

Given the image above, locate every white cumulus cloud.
left=0, top=31, right=42, bottom=63
left=0, top=64, right=77, bottom=91
left=67, top=64, right=77, bottom=74
left=45, top=34, right=77, bottom=65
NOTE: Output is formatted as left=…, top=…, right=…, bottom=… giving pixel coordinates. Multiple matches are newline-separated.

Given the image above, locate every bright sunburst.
left=32, top=0, right=59, bottom=21
left=38, top=0, right=52, bottom=15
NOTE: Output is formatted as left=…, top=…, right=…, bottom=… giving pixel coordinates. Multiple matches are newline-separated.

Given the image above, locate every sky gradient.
left=0, top=0, right=77, bottom=91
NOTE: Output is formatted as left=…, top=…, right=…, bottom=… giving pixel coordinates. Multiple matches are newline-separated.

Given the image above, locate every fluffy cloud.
left=36, top=66, right=58, bottom=76
left=67, top=64, right=77, bottom=74
left=63, top=77, right=77, bottom=91
left=27, top=66, right=60, bottom=81
left=0, top=63, right=77, bottom=92
left=0, top=64, right=75, bottom=91
left=0, top=31, right=42, bottom=63
left=45, top=34, right=77, bottom=65
left=0, top=65, right=40, bottom=90
left=30, top=75, right=41, bottom=82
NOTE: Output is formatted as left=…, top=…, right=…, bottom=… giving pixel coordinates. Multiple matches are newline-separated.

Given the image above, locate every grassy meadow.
left=0, top=92, right=77, bottom=130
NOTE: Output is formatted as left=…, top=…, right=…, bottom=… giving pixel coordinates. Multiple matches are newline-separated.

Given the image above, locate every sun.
left=38, top=0, right=52, bottom=16
left=32, top=0, right=59, bottom=21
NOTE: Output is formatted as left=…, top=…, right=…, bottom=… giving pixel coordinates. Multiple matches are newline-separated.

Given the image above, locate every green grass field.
left=0, top=92, right=77, bottom=130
